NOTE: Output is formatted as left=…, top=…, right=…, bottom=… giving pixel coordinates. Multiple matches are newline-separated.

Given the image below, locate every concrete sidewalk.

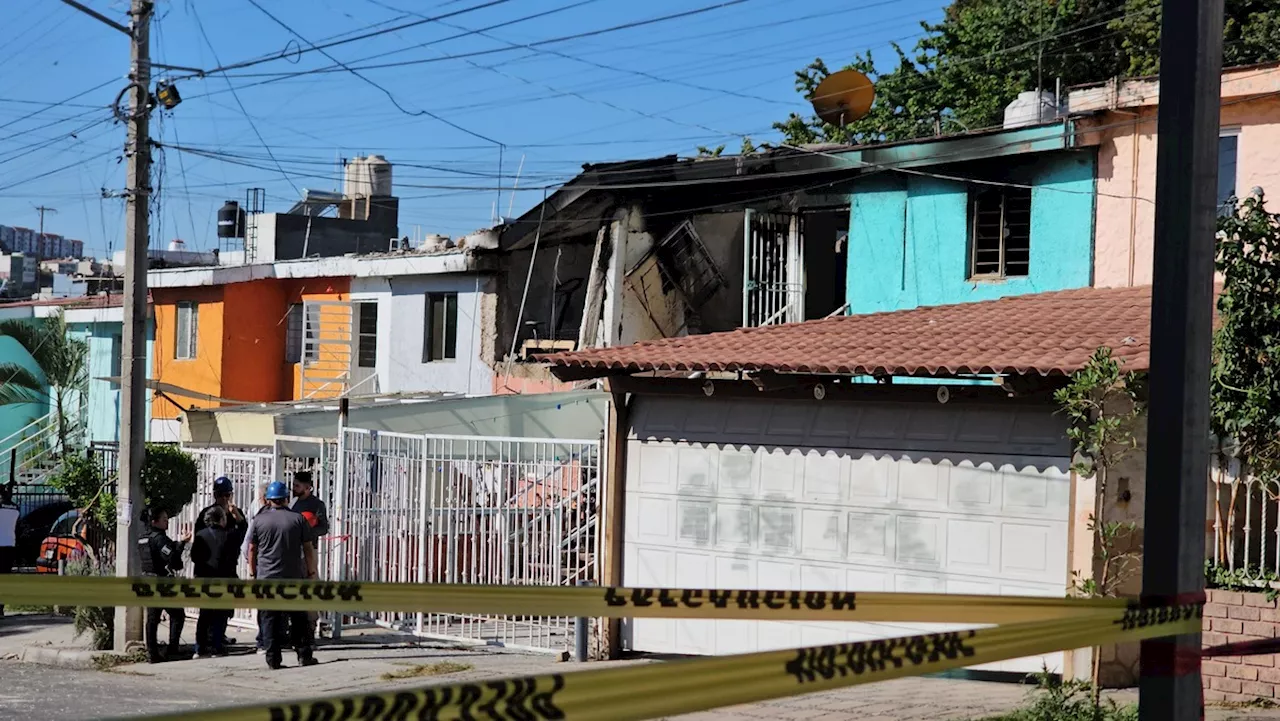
left=2, top=611, right=1279, bottom=720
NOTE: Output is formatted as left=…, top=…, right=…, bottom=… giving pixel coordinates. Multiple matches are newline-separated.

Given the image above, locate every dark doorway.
left=803, top=208, right=850, bottom=320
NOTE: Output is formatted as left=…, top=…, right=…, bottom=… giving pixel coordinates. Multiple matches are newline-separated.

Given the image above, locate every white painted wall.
left=350, top=274, right=495, bottom=396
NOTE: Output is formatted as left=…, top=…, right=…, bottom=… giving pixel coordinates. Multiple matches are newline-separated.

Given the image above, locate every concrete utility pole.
left=1138, top=0, right=1224, bottom=718
left=34, top=205, right=56, bottom=258
left=115, top=0, right=153, bottom=651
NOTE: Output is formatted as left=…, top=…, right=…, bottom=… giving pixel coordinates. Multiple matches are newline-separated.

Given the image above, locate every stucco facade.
left=1071, top=64, right=1280, bottom=288
left=847, top=149, right=1097, bottom=314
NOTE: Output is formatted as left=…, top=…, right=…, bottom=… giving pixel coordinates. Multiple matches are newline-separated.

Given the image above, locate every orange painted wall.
left=151, top=286, right=226, bottom=420
left=152, top=277, right=351, bottom=418
left=222, top=280, right=289, bottom=403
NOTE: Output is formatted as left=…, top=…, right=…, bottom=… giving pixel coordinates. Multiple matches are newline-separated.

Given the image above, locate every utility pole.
left=34, top=205, right=56, bottom=259
left=115, top=0, right=153, bottom=652
left=1139, top=0, right=1223, bottom=719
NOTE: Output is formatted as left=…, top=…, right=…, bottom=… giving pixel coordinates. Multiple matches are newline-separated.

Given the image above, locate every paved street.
left=2, top=614, right=1280, bottom=720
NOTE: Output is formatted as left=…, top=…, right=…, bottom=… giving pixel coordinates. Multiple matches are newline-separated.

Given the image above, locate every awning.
left=180, top=390, right=609, bottom=455
left=97, top=377, right=249, bottom=406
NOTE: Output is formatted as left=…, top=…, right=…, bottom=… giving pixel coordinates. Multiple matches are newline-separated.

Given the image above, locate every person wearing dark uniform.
left=195, top=476, right=248, bottom=552
left=191, top=505, right=232, bottom=657
left=248, top=481, right=318, bottom=670
left=139, top=507, right=190, bottom=663
left=290, top=470, right=328, bottom=637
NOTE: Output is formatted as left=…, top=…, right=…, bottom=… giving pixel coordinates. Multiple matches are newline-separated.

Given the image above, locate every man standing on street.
left=290, top=469, right=328, bottom=638
left=140, top=507, right=190, bottom=663
left=0, top=484, right=19, bottom=618
left=248, top=481, right=318, bottom=670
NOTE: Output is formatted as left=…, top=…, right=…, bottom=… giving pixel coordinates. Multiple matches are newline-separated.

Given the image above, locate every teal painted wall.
left=847, top=150, right=1096, bottom=314
left=68, top=319, right=155, bottom=444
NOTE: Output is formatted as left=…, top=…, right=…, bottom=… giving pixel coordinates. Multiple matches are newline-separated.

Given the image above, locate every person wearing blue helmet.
left=248, top=479, right=318, bottom=670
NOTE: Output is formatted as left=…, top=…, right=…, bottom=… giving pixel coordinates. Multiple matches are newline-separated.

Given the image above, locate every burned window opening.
left=969, top=186, right=1031, bottom=279
left=654, top=220, right=726, bottom=308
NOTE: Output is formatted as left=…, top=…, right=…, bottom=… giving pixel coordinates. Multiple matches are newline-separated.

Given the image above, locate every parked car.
left=13, top=484, right=73, bottom=569
left=35, top=509, right=107, bottom=572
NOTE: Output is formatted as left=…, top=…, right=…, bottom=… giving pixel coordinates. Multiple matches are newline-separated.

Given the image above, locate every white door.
left=623, top=396, right=1072, bottom=675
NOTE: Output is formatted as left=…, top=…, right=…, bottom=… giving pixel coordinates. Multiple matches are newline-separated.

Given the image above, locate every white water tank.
left=167, top=238, right=186, bottom=252
left=1003, top=90, right=1061, bottom=129
left=366, top=155, right=392, bottom=197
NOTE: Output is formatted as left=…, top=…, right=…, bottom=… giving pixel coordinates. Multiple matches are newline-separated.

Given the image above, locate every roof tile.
left=547, top=285, right=1164, bottom=379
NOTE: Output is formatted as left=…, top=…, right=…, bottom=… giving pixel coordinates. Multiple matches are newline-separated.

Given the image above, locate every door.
left=351, top=301, right=379, bottom=395
left=622, top=395, right=1072, bottom=674
left=743, top=210, right=804, bottom=327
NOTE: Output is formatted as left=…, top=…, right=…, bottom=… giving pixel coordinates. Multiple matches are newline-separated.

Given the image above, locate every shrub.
left=64, top=557, right=113, bottom=651
left=140, top=444, right=198, bottom=518
left=984, top=672, right=1136, bottom=721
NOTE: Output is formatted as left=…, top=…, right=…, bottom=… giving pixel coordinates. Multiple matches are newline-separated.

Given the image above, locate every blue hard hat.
left=265, top=481, right=289, bottom=501
left=212, top=476, right=233, bottom=495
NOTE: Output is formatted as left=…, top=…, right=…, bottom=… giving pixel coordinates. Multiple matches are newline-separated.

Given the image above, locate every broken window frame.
left=968, top=186, right=1032, bottom=280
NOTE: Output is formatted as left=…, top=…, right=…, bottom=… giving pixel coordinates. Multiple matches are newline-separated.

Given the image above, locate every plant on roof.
left=1055, top=346, right=1144, bottom=703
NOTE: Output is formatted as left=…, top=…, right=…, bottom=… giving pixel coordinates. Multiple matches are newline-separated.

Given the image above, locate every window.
left=109, top=334, right=122, bottom=384
left=1218, top=129, right=1239, bottom=214
left=969, top=186, right=1031, bottom=279
left=174, top=301, right=198, bottom=360
left=356, top=302, right=378, bottom=368
left=285, top=304, right=320, bottom=364
left=285, top=304, right=304, bottom=363
left=424, top=292, right=458, bottom=362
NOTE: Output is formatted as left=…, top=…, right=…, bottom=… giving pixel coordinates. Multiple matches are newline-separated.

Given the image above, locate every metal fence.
left=337, top=429, right=603, bottom=656
left=1210, top=458, right=1280, bottom=586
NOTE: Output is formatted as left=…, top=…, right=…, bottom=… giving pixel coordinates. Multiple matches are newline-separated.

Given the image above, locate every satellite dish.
left=810, top=68, right=875, bottom=126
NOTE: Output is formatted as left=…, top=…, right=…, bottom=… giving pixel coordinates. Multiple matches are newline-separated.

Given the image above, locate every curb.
left=18, top=645, right=99, bottom=669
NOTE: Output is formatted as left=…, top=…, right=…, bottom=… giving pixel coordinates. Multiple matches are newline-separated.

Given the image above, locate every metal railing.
left=0, top=409, right=86, bottom=486
left=336, top=429, right=603, bottom=655
left=1210, top=457, right=1280, bottom=586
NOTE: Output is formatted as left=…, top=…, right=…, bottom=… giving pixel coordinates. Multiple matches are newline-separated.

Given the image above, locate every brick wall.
left=1203, top=588, right=1280, bottom=702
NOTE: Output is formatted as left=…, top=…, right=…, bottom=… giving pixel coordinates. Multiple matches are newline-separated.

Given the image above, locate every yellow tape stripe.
left=0, top=575, right=1139, bottom=623
left=126, top=601, right=1203, bottom=721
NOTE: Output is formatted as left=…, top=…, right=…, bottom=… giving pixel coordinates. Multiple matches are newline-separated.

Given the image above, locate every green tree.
left=51, top=443, right=199, bottom=534
left=776, top=0, right=1280, bottom=146
left=0, top=311, right=88, bottom=451
left=1210, top=191, right=1280, bottom=559
left=1055, top=346, right=1144, bottom=701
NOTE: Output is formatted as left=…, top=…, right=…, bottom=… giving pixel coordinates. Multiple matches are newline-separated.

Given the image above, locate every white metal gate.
left=337, top=429, right=602, bottom=654
left=743, top=210, right=804, bottom=327
left=175, top=448, right=275, bottom=629
left=177, top=445, right=337, bottom=630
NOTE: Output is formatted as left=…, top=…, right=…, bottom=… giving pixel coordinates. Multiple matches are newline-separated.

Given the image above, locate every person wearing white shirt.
left=0, top=484, right=20, bottom=618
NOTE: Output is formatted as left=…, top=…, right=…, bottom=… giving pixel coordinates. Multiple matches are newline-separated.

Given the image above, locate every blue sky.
left=0, top=0, right=945, bottom=259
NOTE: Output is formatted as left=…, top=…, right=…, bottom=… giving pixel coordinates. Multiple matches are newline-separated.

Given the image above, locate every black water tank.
left=217, top=200, right=245, bottom=239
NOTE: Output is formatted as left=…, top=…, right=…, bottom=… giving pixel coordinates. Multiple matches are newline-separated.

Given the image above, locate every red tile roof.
left=548, top=285, right=1164, bottom=380
left=0, top=294, right=124, bottom=310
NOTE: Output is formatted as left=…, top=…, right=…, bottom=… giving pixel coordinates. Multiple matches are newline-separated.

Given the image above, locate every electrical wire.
left=188, top=3, right=301, bottom=197
left=245, top=0, right=503, bottom=147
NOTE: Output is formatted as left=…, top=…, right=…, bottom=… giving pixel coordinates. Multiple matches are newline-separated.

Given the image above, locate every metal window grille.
left=970, top=187, right=1032, bottom=278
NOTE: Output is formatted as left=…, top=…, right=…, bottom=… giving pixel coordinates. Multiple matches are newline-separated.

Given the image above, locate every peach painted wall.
left=222, top=280, right=289, bottom=403
left=286, top=278, right=349, bottom=400
left=151, top=286, right=226, bottom=420
left=1083, top=95, right=1280, bottom=288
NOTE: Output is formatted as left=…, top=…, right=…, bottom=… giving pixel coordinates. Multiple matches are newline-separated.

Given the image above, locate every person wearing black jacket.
left=191, top=505, right=234, bottom=656
left=139, top=507, right=190, bottom=663
left=195, top=476, right=248, bottom=548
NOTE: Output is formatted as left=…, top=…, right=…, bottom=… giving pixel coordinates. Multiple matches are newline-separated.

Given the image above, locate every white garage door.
left=623, top=395, right=1072, bottom=675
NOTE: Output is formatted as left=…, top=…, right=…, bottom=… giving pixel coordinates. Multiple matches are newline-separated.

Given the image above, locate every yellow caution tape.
left=127, top=598, right=1202, bottom=721
left=0, top=575, right=1137, bottom=624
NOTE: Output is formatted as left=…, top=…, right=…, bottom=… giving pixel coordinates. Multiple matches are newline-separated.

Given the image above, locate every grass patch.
left=1208, top=697, right=1279, bottom=710
left=91, top=648, right=148, bottom=671
left=380, top=661, right=473, bottom=681
left=5, top=604, right=59, bottom=614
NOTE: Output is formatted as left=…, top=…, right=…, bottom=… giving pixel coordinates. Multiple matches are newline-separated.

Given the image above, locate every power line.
left=173, top=0, right=521, bottom=80
left=244, top=0, right=504, bottom=147
left=188, top=3, right=300, bottom=196
left=215, top=0, right=756, bottom=80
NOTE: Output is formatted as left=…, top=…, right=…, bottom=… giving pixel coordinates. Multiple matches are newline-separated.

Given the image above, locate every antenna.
left=810, top=69, right=876, bottom=127
left=506, top=153, right=526, bottom=220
